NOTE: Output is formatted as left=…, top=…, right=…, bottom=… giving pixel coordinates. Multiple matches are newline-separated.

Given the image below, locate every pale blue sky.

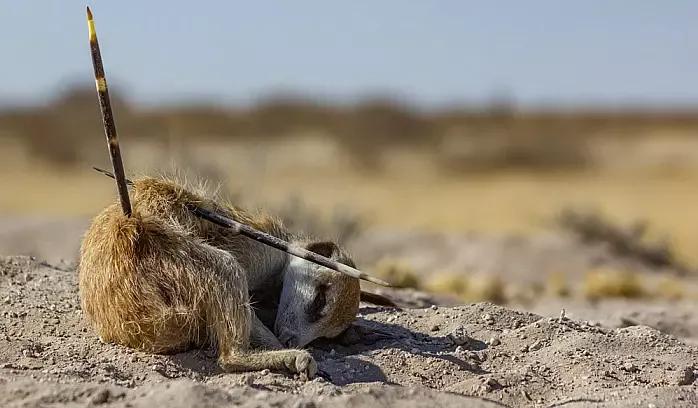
left=1, top=1, right=697, bottom=108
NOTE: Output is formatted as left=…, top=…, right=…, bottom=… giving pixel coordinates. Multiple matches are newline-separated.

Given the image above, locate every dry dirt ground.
left=1, top=256, right=697, bottom=408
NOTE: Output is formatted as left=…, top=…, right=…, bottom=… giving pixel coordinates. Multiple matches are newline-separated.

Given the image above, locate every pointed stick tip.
left=86, top=6, right=93, bottom=20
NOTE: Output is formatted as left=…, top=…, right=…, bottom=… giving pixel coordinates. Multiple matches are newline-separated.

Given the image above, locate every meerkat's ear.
left=305, top=241, right=339, bottom=259
left=360, top=290, right=399, bottom=308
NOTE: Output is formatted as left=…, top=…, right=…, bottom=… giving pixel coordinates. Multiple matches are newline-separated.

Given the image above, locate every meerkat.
left=80, top=175, right=395, bottom=376
left=79, top=201, right=319, bottom=376
left=79, top=7, right=393, bottom=378
left=126, top=175, right=393, bottom=347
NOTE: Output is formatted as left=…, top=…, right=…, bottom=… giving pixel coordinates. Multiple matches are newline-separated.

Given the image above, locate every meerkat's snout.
left=274, top=241, right=360, bottom=348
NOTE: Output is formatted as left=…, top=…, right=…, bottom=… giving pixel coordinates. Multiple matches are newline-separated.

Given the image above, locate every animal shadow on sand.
left=162, top=306, right=487, bottom=386
left=309, top=306, right=488, bottom=385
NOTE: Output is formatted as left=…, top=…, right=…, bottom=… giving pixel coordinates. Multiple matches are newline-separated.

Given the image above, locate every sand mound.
left=1, top=256, right=696, bottom=407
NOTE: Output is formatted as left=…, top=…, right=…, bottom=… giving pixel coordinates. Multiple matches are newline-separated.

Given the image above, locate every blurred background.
left=2, top=2, right=698, bottom=309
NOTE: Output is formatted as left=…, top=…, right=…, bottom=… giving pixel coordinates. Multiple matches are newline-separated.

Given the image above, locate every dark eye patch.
left=305, top=284, right=328, bottom=323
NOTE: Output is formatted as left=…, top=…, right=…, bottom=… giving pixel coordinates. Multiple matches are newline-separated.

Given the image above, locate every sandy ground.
left=1, top=255, right=697, bottom=408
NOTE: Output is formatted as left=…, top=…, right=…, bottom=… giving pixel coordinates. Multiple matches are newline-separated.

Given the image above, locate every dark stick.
left=93, top=167, right=391, bottom=286
left=86, top=7, right=132, bottom=217
left=188, top=205, right=391, bottom=286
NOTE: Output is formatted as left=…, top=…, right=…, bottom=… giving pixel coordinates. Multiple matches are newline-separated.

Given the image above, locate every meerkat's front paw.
left=283, top=350, right=317, bottom=380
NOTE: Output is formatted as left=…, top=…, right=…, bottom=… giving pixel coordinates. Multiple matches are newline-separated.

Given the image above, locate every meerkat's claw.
left=297, top=352, right=318, bottom=380
left=283, top=350, right=317, bottom=380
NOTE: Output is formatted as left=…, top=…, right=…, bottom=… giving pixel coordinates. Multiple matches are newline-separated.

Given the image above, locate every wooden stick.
left=86, top=7, right=132, bottom=216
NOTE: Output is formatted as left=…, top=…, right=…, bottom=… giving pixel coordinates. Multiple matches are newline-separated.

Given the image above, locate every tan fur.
left=80, top=205, right=247, bottom=353
left=78, top=175, right=372, bottom=375
left=320, top=273, right=360, bottom=337
left=129, top=177, right=289, bottom=282
left=79, top=194, right=316, bottom=376
left=128, top=176, right=362, bottom=338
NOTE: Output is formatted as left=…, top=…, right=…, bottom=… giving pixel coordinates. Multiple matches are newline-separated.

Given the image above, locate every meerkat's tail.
left=86, top=7, right=132, bottom=217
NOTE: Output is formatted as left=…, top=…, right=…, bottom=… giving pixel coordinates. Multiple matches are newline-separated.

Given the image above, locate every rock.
left=430, top=324, right=440, bottom=332
left=90, top=389, right=110, bottom=405
left=483, top=377, right=501, bottom=392
left=675, top=367, right=695, bottom=385
left=241, top=374, right=254, bottom=386
left=622, top=362, right=639, bottom=373
left=528, top=340, right=543, bottom=352
left=447, top=326, right=473, bottom=346
left=488, top=337, right=501, bottom=346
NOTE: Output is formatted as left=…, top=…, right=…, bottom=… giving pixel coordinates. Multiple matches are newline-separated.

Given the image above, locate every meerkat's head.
left=274, top=241, right=360, bottom=348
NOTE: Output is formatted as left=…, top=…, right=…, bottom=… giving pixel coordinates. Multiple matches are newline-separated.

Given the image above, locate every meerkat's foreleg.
left=219, top=349, right=317, bottom=379
left=200, top=245, right=316, bottom=377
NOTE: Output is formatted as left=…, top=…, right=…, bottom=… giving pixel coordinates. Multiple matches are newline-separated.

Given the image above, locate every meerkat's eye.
left=305, top=284, right=328, bottom=323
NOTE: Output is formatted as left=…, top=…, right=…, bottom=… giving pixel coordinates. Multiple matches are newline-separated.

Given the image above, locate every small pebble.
left=675, top=367, right=695, bottom=385
left=241, top=374, right=254, bottom=386
left=91, top=389, right=110, bottom=405
left=447, top=326, right=473, bottom=346
left=528, top=340, right=543, bottom=352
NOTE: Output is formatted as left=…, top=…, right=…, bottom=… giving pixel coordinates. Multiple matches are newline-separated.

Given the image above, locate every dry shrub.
left=546, top=272, right=572, bottom=298
left=439, top=129, right=590, bottom=173
left=507, top=282, right=545, bottom=305
left=424, top=273, right=469, bottom=298
left=583, top=268, right=646, bottom=300
left=556, top=208, right=684, bottom=273
left=467, top=275, right=506, bottom=304
left=272, top=195, right=363, bottom=245
left=653, top=277, right=684, bottom=300
left=425, top=273, right=507, bottom=304
left=372, top=258, right=421, bottom=289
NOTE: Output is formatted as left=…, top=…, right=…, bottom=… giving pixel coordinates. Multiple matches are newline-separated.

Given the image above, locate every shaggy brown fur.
left=126, top=176, right=367, bottom=340
left=128, top=177, right=290, bottom=285
left=79, top=185, right=317, bottom=376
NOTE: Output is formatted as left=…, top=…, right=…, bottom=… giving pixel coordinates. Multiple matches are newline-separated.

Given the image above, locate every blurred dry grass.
left=583, top=268, right=646, bottom=300
left=3, top=87, right=698, bottom=303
